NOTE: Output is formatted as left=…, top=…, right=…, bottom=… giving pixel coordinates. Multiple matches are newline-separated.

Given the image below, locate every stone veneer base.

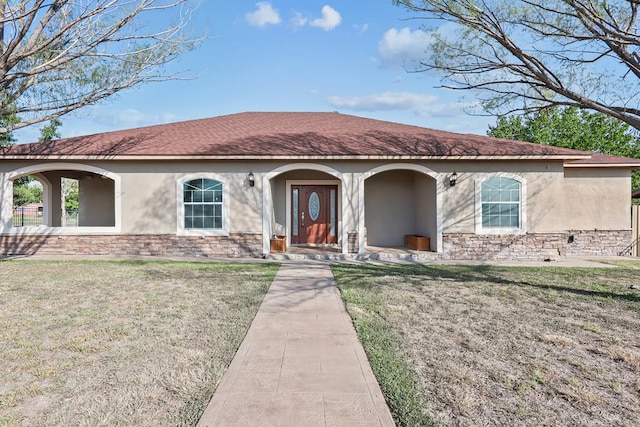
left=442, top=230, right=632, bottom=260
left=0, top=233, right=263, bottom=258
left=0, top=230, right=632, bottom=260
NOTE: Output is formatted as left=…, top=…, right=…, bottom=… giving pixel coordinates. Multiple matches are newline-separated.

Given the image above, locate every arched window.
left=183, top=178, right=223, bottom=229
left=481, top=177, right=521, bottom=229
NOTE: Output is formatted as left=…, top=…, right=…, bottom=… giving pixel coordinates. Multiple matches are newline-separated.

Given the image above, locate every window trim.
left=177, top=173, right=229, bottom=236
left=475, top=174, right=526, bottom=235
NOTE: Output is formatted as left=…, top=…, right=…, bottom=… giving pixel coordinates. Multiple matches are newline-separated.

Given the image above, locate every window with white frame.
left=480, top=177, right=521, bottom=229
left=183, top=178, right=223, bottom=229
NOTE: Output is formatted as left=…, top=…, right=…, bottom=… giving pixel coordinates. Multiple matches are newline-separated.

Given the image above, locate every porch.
left=2, top=163, right=120, bottom=234
left=263, top=163, right=442, bottom=257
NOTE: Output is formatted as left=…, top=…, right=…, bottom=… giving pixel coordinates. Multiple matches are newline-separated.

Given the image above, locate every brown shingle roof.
left=0, top=112, right=594, bottom=159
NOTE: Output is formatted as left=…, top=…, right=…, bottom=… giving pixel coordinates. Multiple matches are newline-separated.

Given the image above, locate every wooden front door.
left=291, top=185, right=338, bottom=244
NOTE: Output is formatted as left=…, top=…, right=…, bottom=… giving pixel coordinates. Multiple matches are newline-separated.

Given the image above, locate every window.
left=183, top=178, right=223, bottom=229
left=480, top=177, right=521, bottom=229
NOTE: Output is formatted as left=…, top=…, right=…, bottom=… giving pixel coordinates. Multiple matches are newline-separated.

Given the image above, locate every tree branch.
left=0, top=0, right=203, bottom=134
left=395, top=0, right=640, bottom=130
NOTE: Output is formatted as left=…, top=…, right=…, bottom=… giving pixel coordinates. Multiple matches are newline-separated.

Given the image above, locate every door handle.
left=301, top=211, right=305, bottom=227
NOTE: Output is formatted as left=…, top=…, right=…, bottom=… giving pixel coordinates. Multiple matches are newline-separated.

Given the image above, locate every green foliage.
left=10, top=118, right=63, bottom=207
left=39, top=118, right=62, bottom=142
left=62, top=178, right=79, bottom=212
left=0, top=110, right=19, bottom=147
left=488, top=107, right=640, bottom=188
left=12, top=175, right=34, bottom=187
left=65, top=187, right=79, bottom=211
left=333, top=265, right=436, bottom=427
left=13, top=179, right=43, bottom=207
left=488, top=107, right=640, bottom=154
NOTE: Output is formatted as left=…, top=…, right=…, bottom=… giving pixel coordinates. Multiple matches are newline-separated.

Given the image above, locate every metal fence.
left=12, top=207, right=78, bottom=227
left=13, top=206, right=43, bottom=227
left=62, top=210, right=79, bottom=227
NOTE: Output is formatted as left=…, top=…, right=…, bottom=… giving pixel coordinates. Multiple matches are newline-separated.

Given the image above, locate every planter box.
left=270, top=235, right=287, bottom=253
left=405, top=234, right=430, bottom=251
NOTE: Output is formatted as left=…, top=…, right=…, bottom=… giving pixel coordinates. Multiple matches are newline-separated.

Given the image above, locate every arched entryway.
left=262, top=163, right=349, bottom=255
left=2, top=163, right=121, bottom=233
left=359, top=164, right=441, bottom=254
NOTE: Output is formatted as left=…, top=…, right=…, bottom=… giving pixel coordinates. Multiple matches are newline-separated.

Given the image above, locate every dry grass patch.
left=333, top=264, right=640, bottom=426
left=0, top=260, right=279, bottom=426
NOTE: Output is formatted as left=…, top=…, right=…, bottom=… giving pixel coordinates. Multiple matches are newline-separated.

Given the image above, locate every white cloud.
left=245, top=2, right=281, bottom=28
left=291, top=11, right=308, bottom=30
left=352, top=23, right=369, bottom=33
left=69, top=107, right=181, bottom=135
left=96, top=108, right=150, bottom=126
left=378, top=27, right=431, bottom=68
left=327, top=92, right=439, bottom=113
left=290, top=5, right=342, bottom=31
left=309, top=5, right=342, bottom=31
left=325, top=92, right=481, bottom=121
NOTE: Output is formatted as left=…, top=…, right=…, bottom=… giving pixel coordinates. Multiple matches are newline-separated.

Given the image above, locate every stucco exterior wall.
left=441, top=161, right=566, bottom=233
left=414, top=173, right=437, bottom=250
left=113, top=173, right=259, bottom=234
left=364, top=170, right=417, bottom=246
left=104, top=162, right=265, bottom=234
left=40, top=171, right=63, bottom=227
left=271, top=174, right=287, bottom=237
left=79, top=177, right=115, bottom=226
left=563, top=168, right=631, bottom=230
left=0, top=159, right=633, bottom=260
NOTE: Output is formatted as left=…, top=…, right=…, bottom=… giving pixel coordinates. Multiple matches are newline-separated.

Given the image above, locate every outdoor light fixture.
left=449, top=171, right=458, bottom=187
left=248, top=171, right=255, bottom=187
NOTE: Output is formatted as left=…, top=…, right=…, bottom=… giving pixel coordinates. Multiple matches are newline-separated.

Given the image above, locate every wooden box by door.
left=405, top=234, right=430, bottom=251
left=270, top=235, right=287, bottom=253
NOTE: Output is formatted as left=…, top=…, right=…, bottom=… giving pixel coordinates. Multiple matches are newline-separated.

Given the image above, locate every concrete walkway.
left=197, top=262, right=395, bottom=427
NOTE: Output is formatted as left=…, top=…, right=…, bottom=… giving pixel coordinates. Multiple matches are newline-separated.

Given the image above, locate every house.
left=16, top=202, right=44, bottom=216
left=1, top=111, right=639, bottom=260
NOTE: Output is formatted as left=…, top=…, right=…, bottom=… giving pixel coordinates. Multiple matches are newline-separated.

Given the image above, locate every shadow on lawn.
left=332, top=264, right=640, bottom=304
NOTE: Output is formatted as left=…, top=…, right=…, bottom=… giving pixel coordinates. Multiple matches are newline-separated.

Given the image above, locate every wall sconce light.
left=449, top=171, right=458, bottom=187
left=248, top=171, right=255, bottom=187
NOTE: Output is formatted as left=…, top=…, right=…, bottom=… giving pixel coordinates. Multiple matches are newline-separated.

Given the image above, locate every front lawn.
left=333, top=263, right=640, bottom=426
left=0, top=260, right=279, bottom=426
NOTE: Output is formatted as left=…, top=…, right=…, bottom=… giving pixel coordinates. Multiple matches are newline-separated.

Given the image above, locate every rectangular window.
left=482, top=203, right=519, bottom=228
left=481, top=177, right=521, bottom=230
left=184, top=178, right=223, bottom=230
left=292, top=188, right=299, bottom=236
left=330, top=188, right=336, bottom=236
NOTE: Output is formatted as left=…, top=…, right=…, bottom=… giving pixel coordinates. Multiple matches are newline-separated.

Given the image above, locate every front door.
left=291, top=185, right=338, bottom=244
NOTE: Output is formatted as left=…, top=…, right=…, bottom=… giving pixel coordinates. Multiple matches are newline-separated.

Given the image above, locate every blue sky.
left=16, top=1, right=495, bottom=143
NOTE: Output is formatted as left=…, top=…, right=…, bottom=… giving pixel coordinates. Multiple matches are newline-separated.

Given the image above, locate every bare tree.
left=0, top=0, right=201, bottom=134
left=394, top=1, right=640, bottom=130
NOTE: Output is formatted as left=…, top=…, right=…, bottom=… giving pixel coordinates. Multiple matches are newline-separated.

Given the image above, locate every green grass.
left=333, top=263, right=640, bottom=427
left=0, top=260, right=279, bottom=426
left=339, top=281, right=434, bottom=426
